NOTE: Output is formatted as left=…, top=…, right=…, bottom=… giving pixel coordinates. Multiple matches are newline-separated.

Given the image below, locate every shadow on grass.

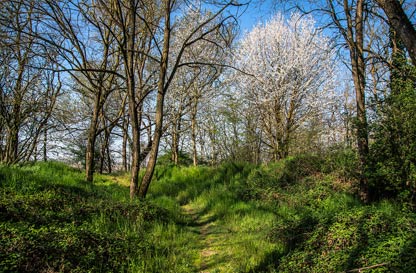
left=250, top=249, right=284, bottom=273
left=395, top=237, right=416, bottom=272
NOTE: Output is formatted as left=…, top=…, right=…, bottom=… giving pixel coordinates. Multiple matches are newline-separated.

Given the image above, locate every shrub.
left=322, top=147, right=359, bottom=180
left=276, top=202, right=416, bottom=273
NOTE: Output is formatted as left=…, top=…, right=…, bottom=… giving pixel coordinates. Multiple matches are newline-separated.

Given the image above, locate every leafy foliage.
left=157, top=151, right=193, bottom=167
left=235, top=154, right=416, bottom=272
left=368, top=56, right=416, bottom=203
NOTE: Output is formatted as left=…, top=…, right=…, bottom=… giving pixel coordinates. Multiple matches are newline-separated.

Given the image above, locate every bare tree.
left=35, top=0, right=125, bottom=181
left=375, top=0, right=416, bottom=65
left=0, top=0, right=62, bottom=164
left=93, top=0, right=161, bottom=197
left=136, top=0, right=241, bottom=198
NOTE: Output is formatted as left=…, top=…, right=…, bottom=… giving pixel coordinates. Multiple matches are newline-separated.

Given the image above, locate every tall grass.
left=147, top=162, right=282, bottom=272
left=0, top=161, right=197, bottom=272
left=2, top=156, right=415, bottom=272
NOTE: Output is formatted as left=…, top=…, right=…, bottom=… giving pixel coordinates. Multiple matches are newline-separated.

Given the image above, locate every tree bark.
left=5, top=127, right=19, bottom=164
left=138, top=0, right=171, bottom=198
left=375, top=0, right=416, bottom=66
left=171, top=118, right=180, bottom=165
left=128, top=69, right=141, bottom=199
left=345, top=0, right=370, bottom=202
left=122, top=114, right=129, bottom=171
left=85, top=127, right=97, bottom=182
left=118, top=0, right=142, bottom=199
left=43, top=127, right=47, bottom=162
left=105, top=124, right=112, bottom=173
left=85, top=91, right=102, bottom=182
left=191, top=101, right=198, bottom=166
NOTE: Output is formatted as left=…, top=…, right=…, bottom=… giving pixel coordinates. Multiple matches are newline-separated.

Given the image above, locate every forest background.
left=1, top=0, right=416, bottom=272
left=1, top=0, right=415, bottom=201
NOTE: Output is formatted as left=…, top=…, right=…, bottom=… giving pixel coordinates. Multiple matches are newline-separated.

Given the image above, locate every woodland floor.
left=2, top=161, right=415, bottom=272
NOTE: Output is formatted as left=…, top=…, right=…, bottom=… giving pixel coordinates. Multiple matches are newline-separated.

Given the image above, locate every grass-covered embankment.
left=237, top=154, right=416, bottom=272
left=0, top=162, right=198, bottom=272
left=1, top=153, right=416, bottom=272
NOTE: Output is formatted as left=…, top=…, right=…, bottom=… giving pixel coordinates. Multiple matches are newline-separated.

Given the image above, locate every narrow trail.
left=182, top=204, right=220, bottom=272
left=180, top=199, right=279, bottom=273
left=181, top=204, right=230, bottom=273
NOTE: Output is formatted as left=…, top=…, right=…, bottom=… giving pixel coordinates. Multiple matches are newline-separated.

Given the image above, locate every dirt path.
left=179, top=188, right=279, bottom=273
left=182, top=204, right=223, bottom=273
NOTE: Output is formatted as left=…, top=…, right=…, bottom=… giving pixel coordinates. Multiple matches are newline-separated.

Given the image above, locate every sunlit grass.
left=147, top=164, right=283, bottom=272
left=2, top=159, right=415, bottom=272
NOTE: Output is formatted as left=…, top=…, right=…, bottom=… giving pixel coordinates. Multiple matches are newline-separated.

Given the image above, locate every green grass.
left=0, top=161, right=197, bottom=272
left=1, top=157, right=415, bottom=272
left=147, top=162, right=282, bottom=272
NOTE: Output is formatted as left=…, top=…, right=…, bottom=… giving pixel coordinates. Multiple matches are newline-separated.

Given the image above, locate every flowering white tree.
left=234, top=13, right=336, bottom=160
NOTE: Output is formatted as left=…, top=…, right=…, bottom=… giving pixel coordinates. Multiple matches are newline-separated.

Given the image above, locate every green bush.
left=0, top=222, right=146, bottom=273
left=157, top=151, right=193, bottom=166
left=237, top=154, right=325, bottom=201
left=367, top=58, right=416, bottom=203
left=280, top=154, right=324, bottom=183
left=276, top=202, right=416, bottom=273
left=322, top=147, right=359, bottom=180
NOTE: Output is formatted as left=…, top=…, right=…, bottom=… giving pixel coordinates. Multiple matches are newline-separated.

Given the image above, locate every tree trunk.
left=122, top=115, right=129, bottom=171
left=345, top=0, right=370, bottom=202
left=33, top=138, right=38, bottom=162
left=121, top=0, right=142, bottom=199
left=6, top=91, right=23, bottom=164
left=128, top=84, right=141, bottom=199
left=98, top=115, right=112, bottom=174
left=139, top=91, right=165, bottom=198
left=138, top=1, right=171, bottom=198
left=105, top=123, right=113, bottom=174
left=43, top=127, right=47, bottom=162
left=375, top=0, right=416, bottom=66
left=191, top=101, right=198, bottom=166
left=172, top=124, right=179, bottom=165
left=278, top=136, right=290, bottom=159
left=171, top=110, right=181, bottom=165
left=6, top=127, right=19, bottom=164
left=85, top=92, right=101, bottom=182
left=99, top=134, right=105, bottom=174
left=0, top=126, right=4, bottom=162
left=85, top=128, right=97, bottom=182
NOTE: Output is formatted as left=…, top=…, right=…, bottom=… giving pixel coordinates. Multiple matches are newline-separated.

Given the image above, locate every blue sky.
left=236, top=1, right=276, bottom=34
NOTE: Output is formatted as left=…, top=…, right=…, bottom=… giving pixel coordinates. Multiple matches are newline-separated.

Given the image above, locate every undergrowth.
left=237, top=153, right=416, bottom=272
left=1, top=153, right=415, bottom=272
left=0, top=161, right=196, bottom=273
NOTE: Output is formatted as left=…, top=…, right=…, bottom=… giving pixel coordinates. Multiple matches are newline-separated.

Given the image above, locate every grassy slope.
left=148, top=164, right=280, bottom=272
left=1, top=159, right=416, bottom=272
left=0, top=162, right=197, bottom=272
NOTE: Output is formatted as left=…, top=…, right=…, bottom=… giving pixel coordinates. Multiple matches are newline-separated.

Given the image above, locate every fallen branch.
left=345, top=263, right=388, bottom=272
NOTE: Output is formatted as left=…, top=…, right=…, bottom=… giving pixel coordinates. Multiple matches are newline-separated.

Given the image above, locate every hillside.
left=1, top=158, right=416, bottom=272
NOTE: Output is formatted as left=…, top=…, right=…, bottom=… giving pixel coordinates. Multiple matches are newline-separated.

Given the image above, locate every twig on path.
left=343, top=262, right=388, bottom=272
